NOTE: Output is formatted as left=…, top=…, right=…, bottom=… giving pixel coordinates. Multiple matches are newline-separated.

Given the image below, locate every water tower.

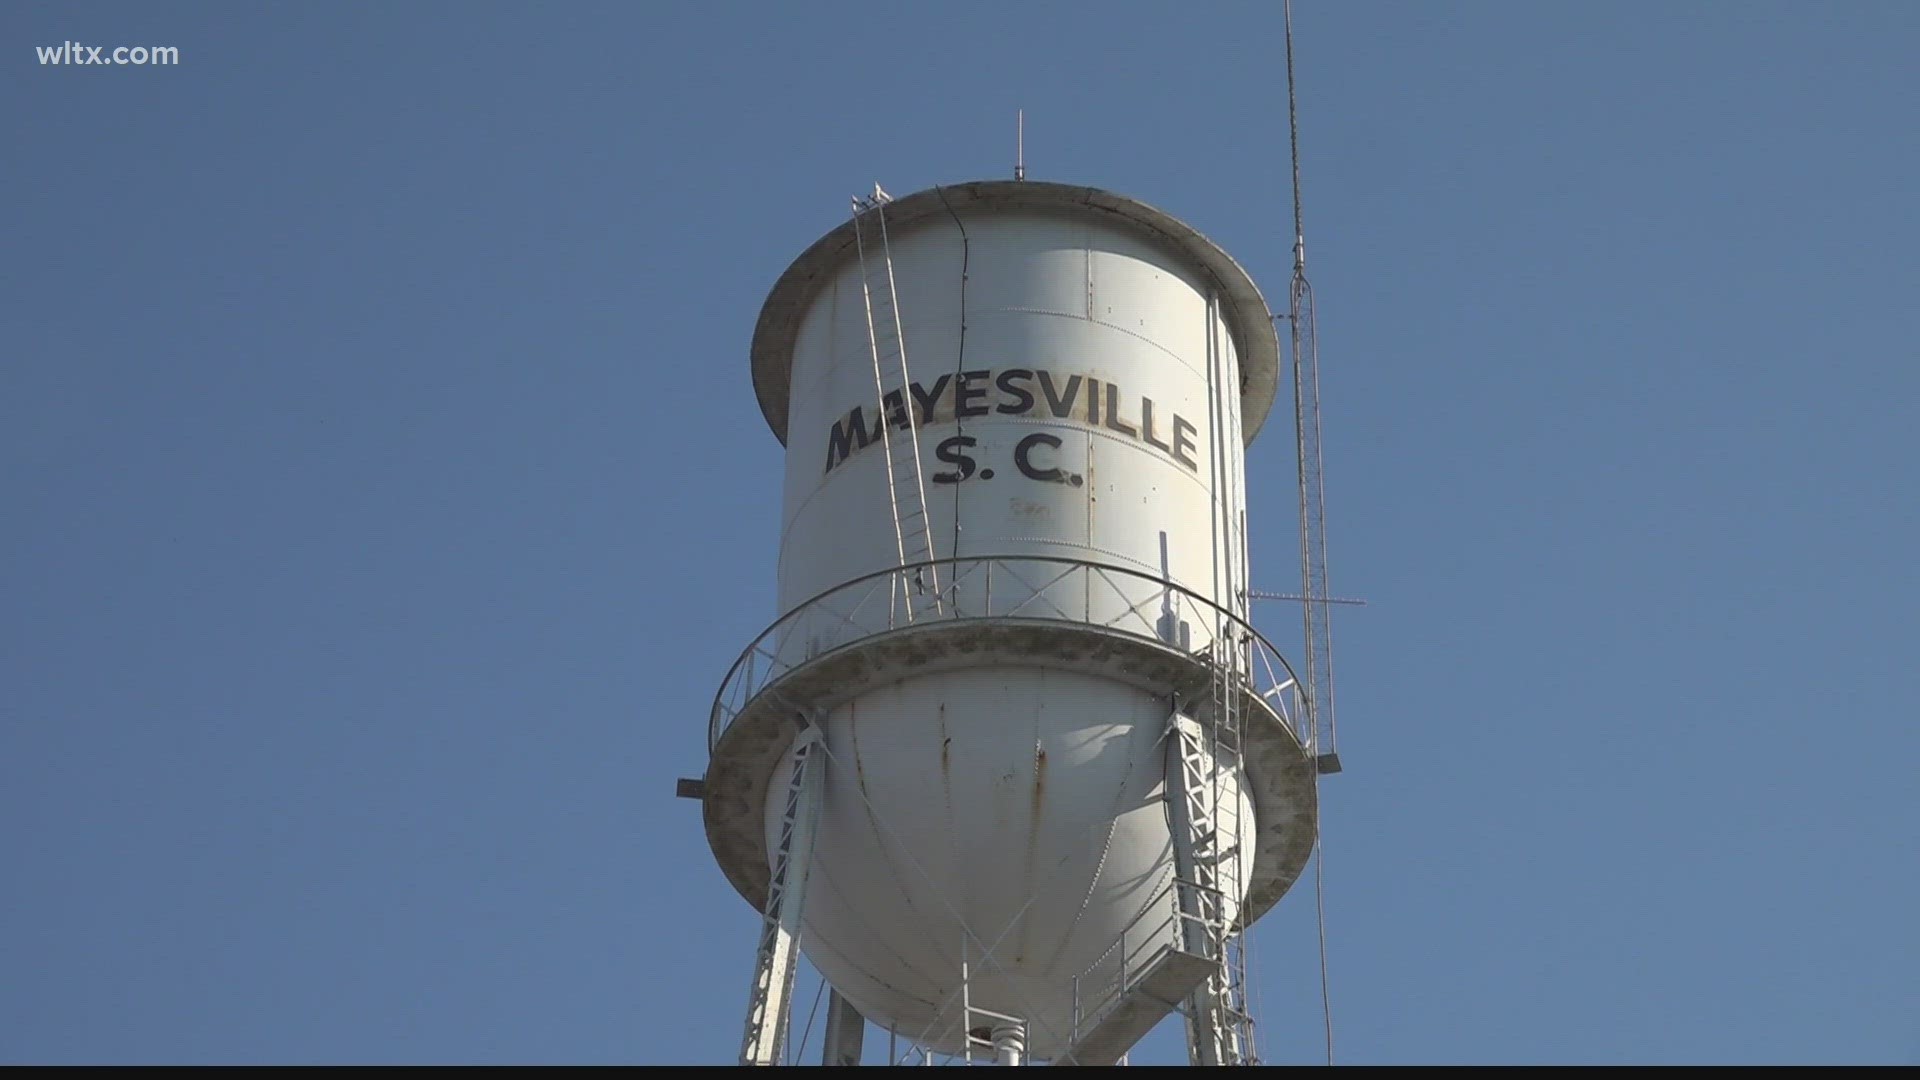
left=686, top=180, right=1325, bottom=1065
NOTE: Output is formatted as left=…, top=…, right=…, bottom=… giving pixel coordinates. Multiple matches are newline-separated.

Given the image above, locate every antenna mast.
left=1015, top=109, right=1025, bottom=180
left=1285, top=3, right=1340, bottom=774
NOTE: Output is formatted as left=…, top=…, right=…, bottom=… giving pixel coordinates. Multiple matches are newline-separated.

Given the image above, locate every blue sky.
left=3, top=0, right=1914, bottom=1065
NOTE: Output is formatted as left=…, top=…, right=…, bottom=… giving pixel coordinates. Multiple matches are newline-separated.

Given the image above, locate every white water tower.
left=687, top=180, right=1325, bottom=1066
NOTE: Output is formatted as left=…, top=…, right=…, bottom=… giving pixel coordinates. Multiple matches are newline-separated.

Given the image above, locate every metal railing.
left=709, top=555, right=1304, bottom=752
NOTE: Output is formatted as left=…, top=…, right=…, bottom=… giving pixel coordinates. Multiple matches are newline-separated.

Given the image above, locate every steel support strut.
left=1166, top=711, right=1245, bottom=1066
left=821, top=990, right=865, bottom=1066
left=739, top=724, right=826, bottom=1066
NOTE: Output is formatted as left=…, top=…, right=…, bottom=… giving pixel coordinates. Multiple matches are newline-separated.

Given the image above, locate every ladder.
left=850, top=186, right=941, bottom=621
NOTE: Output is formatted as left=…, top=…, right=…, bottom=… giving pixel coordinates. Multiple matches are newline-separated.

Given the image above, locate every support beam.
left=739, top=726, right=825, bottom=1066
left=1165, top=712, right=1239, bottom=1067
left=821, top=990, right=865, bottom=1066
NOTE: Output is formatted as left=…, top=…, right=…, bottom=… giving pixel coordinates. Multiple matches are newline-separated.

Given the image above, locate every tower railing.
left=709, top=555, right=1304, bottom=753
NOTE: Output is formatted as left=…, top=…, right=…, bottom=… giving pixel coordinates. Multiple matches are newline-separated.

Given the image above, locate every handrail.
left=709, top=555, right=1304, bottom=753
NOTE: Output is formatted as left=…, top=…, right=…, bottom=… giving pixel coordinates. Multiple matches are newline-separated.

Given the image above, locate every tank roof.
left=748, top=180, right=1282, bottom=445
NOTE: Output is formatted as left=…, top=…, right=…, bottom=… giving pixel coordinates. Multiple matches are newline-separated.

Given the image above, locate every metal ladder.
left=851, top=186, right=940, bottom=620
left=957, top=939, right=1026, bottom=1066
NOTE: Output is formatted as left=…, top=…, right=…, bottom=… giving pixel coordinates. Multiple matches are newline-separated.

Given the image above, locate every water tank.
left=703, top=181, right=1316, bottom=1060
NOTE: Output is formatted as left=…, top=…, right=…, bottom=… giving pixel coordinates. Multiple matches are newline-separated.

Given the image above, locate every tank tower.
left=685, top=179, right=1331, bottom=1065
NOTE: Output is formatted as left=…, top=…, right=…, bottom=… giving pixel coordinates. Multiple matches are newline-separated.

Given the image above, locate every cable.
left=1313, top=830, right=1334, bottom=1066
left=789, top=971, right=827, bottom=1065
left=932, top=184, right=971, bottom=567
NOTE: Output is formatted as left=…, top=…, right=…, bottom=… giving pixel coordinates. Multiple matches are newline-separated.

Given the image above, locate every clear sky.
left=3, top=0, right=1914, bottom=1066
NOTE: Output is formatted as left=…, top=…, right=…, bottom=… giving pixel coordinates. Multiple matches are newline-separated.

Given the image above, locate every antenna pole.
left=1015, top=109, right=1025, bottom=181
left=1283, top=0, right=1338, bottom=771
left=1285, top=2, right=1340, bottom=1068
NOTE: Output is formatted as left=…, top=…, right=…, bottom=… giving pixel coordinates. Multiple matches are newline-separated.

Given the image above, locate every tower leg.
left=739, top=725, right=825, bottom=1066
left=1165, top=711, right=1239, bottom=1067
left=821, top=990, right=865, bottom=1066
